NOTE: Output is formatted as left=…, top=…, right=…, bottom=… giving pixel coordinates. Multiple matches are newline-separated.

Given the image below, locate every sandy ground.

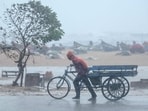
left=0, top=84, right=45, bottom=96
left=0, top=50, right=148, bottom=67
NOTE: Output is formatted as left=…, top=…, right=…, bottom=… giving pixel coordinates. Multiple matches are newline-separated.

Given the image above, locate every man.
left=66, top=51, right=97, bottom=101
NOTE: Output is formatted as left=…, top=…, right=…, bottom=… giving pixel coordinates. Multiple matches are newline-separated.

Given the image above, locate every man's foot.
left=88, top=97, right=96, bottom=101
left=12, top=81, right=19, bottom=86
left=72, top=96, right=80, bottom=99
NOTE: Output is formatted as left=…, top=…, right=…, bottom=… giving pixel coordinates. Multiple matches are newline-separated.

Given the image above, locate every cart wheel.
left=118, top=77, right=130, bottom=97
left=101, top=78, right=118, bottom=101
left=101, top=77, right=125, bottom=101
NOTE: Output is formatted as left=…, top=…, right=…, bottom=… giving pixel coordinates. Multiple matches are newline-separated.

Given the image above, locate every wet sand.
left=0, top=50, right=148, bottom=67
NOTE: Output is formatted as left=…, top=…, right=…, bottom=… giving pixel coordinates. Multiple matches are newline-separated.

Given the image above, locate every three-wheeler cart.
left=87, top=65, right=138, bottom=101
left=47, top=65, right=138, bottom=101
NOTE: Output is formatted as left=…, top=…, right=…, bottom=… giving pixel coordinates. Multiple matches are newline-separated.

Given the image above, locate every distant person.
left=66, top=51, right=97, bottom=101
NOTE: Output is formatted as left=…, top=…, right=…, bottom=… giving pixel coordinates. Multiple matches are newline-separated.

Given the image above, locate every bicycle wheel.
left=101, top=77, right=125, bottom=101
left=107, top=77, right=125, bottom=100
left=118, top=77, right=130, bottom=97
left=47, top=76, right=71, bottom=99
left=102, top=78, right=118, bottom=101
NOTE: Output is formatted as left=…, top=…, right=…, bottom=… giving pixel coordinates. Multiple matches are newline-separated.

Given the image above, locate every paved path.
left=0, top=93, right=148, bottom=111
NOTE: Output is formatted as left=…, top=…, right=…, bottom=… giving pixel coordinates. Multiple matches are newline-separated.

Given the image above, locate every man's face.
left=68, top=55, right=75, bottom=60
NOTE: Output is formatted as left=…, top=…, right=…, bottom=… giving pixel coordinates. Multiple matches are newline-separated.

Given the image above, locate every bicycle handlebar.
left=66, top=64, right=77, bottom=74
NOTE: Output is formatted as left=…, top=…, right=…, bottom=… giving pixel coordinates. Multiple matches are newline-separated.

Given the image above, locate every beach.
left=0, top=50, right=148, bottom=67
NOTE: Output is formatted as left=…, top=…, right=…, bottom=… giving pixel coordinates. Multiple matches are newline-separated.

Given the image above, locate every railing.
left=1, top=70, right=19, bottom=77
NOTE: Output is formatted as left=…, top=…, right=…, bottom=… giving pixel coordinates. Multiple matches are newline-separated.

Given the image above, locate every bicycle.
left=47, top=65, right=76, bottom=99
left=47, top=64, right=137, bottom=101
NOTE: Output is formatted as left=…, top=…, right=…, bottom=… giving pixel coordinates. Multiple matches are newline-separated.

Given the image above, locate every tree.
left=0, top=1, right=64, bottom=86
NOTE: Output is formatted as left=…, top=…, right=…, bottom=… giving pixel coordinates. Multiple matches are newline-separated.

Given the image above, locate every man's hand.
left=70, top=64, right=74, bottom=67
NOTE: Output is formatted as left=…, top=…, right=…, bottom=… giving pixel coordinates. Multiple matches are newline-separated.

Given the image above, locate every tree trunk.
left=20, top=67, right=24, bottom=87
left=12, top=54, right=29, bottom=86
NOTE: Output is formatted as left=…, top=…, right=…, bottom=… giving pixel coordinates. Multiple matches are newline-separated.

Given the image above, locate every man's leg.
left=73, top=75, right=82, bottom=99
left=83, top=76, right=97, bottom=100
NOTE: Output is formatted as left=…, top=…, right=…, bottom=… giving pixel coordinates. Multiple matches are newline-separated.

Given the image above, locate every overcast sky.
left=0, top=0, right=148, bottom=35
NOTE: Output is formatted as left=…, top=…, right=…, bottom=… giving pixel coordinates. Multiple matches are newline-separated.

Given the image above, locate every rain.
left=0, top=0, right=148, bottom=111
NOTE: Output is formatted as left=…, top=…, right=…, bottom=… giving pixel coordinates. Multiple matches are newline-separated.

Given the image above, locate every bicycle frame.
left=61, top=65, right=77, bottom=82
left=61, top=65, right=102, bottom=90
